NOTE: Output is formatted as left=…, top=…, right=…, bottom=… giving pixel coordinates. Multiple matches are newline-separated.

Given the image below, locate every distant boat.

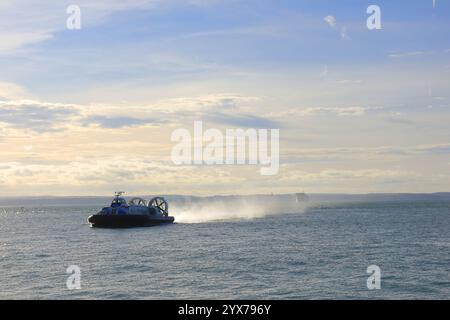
left=88, top=192, right=175, bottom=228
left=296, top=192, right=309, bottom=203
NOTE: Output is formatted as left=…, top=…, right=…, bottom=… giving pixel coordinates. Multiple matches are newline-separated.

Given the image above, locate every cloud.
left=152, top=94, right=261, bottom=113
left=324, top=15, right=336, bottom=28
left=273, top=106, right=369, bottom=118
left=323, top=15, right=350, bottom=40
left=0, top=158, right=245, bottom=195
left=277, top=168, right=423, bottom=191
left=186, top=0, right=225, bottom=6
left=0, top=100, right=79, bottom=132
left=0, top=31, right=53, bottom=53
left=183, top=25, right=285, bottom=39
left=0, top=98, right=163, bottom=133
left=415, top=144, right=450, bottom=154
left=0, top=0, right=235, bottom=54
left=282, top=144, right=450, bottom=163
left=388, top=51, right=427, bottom=58
left=205, top=113, right=279, bottom=128
left=340, top=26, right=350, bottom=41
left=0, top=93, right=265, bottom=134
left=0, top=82, right=29, bottom=100
left=0, top=1, right=160, bottom=53
left=83, top=115, right=162, bottom=128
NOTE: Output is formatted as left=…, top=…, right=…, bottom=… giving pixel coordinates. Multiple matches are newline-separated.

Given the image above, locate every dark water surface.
left=0, top=200, right=449, bottom=299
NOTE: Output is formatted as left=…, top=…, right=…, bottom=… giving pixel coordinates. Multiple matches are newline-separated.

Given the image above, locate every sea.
left=0, top=194, right=449, bottom=299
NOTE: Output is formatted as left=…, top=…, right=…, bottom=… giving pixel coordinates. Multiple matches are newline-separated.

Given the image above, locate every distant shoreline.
left=1, top=192, right=450, bottom=207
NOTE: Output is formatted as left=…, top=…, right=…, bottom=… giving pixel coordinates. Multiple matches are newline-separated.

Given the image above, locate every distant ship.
left=88, top=192, right=175, bottom=228
left=295, top=192, right=309, bottom=203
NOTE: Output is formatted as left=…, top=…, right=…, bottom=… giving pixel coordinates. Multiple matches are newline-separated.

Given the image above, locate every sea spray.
left=170, top=194, right=309, bottom=223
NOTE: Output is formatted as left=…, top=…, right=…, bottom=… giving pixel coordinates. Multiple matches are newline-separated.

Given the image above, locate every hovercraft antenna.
left=115, top=191, right=125, bottom=198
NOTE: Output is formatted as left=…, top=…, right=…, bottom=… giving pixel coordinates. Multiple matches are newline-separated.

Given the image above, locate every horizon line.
left=1, top=191, right=450, bottom=199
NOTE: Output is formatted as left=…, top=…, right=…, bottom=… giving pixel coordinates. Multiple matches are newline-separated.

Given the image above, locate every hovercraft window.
left=111, top=198, right=127, bottom=207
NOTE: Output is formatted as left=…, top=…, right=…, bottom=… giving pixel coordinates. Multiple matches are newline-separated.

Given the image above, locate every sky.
left=0, top=0, right=449, bottom=196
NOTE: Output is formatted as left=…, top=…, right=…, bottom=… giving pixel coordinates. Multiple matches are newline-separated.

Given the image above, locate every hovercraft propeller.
left=148, top=197, right=169, bottom=217
left=128, top=197, right=147, bottom=206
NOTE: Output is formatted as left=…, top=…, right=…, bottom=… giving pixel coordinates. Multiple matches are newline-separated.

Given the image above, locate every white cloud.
left=0, top=0, right=159, bottom=53
left=0, top=99, right=80, bottom=132
left=0, top=158, right=246, bottom=195
left=304, top=106, right=366, bottom=116
left=388, top=51, right=427, bottom=58
left=0, top=93, right=263, bottom=134
left=340, top=26, right=350, bottom=41
left=0, top=31, right=53, bottom=53
left=324, top=15, right=336, bottom=28
left=0, top=82, right=29, bottom=100
left=149, top=93, right=261, bottom=113
left=282, top=144, right=450, bottom=163
left=280, top=168, right=414, bottom=182
left=272, top=106, right=369, bottom=118
left=324, top=15, right=350, bottom=40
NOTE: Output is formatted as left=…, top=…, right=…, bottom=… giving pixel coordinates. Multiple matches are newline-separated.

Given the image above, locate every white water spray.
left=171, top=195, right=309, bottom=223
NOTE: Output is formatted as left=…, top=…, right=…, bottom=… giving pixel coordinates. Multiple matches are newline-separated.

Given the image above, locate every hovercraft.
left=88, top=192, right=175, bottom=228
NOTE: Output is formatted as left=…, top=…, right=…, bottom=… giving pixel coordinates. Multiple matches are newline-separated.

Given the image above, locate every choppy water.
left=0, top=200, right=449, bottom=299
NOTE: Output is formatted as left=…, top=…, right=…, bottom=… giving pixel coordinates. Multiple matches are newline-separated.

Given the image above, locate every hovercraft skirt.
left=88, top=214, right=174, bottom=228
